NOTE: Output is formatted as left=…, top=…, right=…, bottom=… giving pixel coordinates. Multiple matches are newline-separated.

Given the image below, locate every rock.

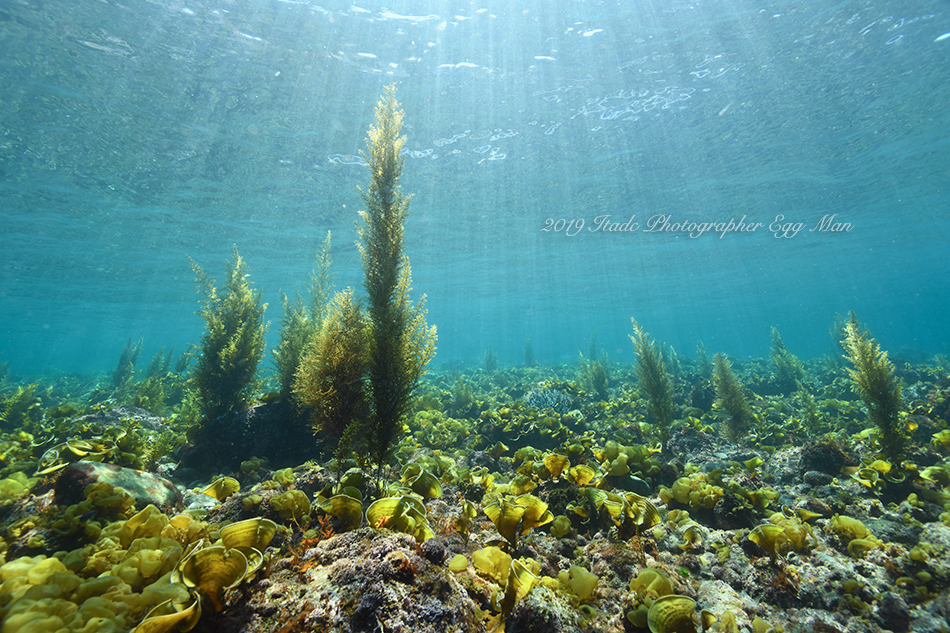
left=697, top=579, right=751, bottom=624
left=666, top=425, right=719, bottom=467
left=247, top=529, right=483, bottom=633
left=54, top=462, right=181, bottom=511
left=876, top=592, right=911, bottom=632
left=803, top=470, right=834, bottom=487
left=508, top=585, right=579, bottom=633
left=799, top=496, right=834, bottom=517
left=420, top=538, right=446, bottom=564
left=766, top=447, right=804, bottom=485
left=72, top=405, right=169, bottom=433
left=909, top=612, right=950, bottom=633
left=799, top=437, right=859, bottom=476
left=866, top=516, right=921, bottom=546
left=608, top=474, right=652, bottom=497
left=916, top=523, right=950, bottom=585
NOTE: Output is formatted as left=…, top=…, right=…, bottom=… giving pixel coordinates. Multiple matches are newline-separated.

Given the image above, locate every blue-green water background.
left=1, top=0, right=948, bottom=375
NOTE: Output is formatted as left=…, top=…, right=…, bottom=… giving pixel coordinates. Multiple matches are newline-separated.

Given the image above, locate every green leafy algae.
left=190, top=247, right=268, bottom=421
left=356, top=85, right=437, bottom=472
left=843, top=312, right=907, bottom=464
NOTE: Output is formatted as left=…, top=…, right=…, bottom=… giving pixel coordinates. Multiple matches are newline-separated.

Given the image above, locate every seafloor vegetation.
left=1, top=323, right=949, bottom=633
left=2, top=87, right=949, bottom=633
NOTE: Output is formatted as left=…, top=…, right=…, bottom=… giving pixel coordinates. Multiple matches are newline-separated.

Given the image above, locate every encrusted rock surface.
left=54, top=461, right=181, bottom=511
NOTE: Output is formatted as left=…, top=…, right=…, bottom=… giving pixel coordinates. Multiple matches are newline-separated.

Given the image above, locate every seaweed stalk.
left=695, top=340, right=713, bottom=380
left=630, top=318, right=675, bottom=441
left=190, top=247, right=268, bottom=421
left=112, top=337, right=143, bottom=387
left=294, top=288, right=370, bottom=469
left=770, top=327, right=805, bottom=392
left=843, top=312, right=906, bottom=463
left=713, top=353, right=753, bottom=443
left=357, top=85, right=437, bottom=472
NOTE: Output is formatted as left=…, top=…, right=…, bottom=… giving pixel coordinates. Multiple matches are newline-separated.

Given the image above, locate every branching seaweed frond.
left=843, top=312, right=906, bottom=463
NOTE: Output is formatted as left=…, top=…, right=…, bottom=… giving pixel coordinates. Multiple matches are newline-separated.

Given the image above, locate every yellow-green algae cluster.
left=1, top=483, right=255, bottom=633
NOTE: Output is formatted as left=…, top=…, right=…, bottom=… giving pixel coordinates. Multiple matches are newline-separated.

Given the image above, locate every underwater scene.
left=1, top=0, right=950, bottom=631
